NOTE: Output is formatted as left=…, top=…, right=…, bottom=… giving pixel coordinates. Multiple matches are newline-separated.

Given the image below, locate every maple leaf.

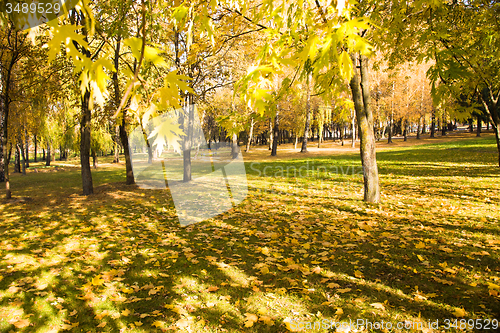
left=244, top=313, right=258, bottom=327
left=453, top=308, right=467, bottom=317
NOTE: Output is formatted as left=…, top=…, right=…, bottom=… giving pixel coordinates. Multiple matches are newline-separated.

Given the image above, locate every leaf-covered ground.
left=1, top=133, right=499, bottom=332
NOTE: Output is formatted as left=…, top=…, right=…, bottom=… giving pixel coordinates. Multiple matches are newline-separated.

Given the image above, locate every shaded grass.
left=0, top=135, right=499, bottom=332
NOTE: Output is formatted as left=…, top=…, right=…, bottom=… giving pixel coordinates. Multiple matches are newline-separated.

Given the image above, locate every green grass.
left=0, top=136, right=499, bottom=332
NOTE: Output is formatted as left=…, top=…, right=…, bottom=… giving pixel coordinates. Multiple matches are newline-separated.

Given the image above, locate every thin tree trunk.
left=34, top=134, right=37, bottom=162
left=268, top=118, right=273, bottom=151
left=430, top=108, right=436, bottom=138
left=113, top=125, right=120, bottom=163
left=183, top=94, right=194, bottom=182
left=246, top=118, right=254, bottom=152
left=91, top=149, right=97, bottom=169
left=113, top=36, right=134, bottom=185
left=271, top=111, right=279, bottom=156
left=80, top=88, right=94, bottom=195
left=24, top=128, right=29, bottom=168
left=46, top=142, right=51, bottom=167
left=14, top=143, right=20, bottom=173
left=232, top=132, right=239, bottom=159
left=476, top=116, right=481, bottom=137
left=417, top=117, right=421, bottom=140
left=403, top=119, right=408, bottom=141
left=20, top=141, right=26, bottom=175
left=480, top=95, right=500, bottom=167
left=351, top=110, right=356, bottom=148
left=301, top=73, right=312, bottom=153
left=349, top=54, right=380, bottom=203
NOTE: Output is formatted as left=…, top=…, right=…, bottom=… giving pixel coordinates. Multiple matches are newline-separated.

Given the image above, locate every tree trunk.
left=349, top=54, right=380, bottom=203
left=387, top=119, right=393, bottom=143
left=46, top=143, right=51, bottom=166
left=301, top=73, right=312, bottom=153
left=351, top=110, right=356, bottom=148
left=416, top=117, right=421, bottom=139
left=480, top=95, right=500, bottom=167
left=24, top=127, right=29, bottom=168
left=20, top=141, right=26, bottom=175
left=113, top=36, right=134, bottom=185
left=113, top=125, right=120, bottom=163
left=268, top=118, right=273, bottom=151
left=476, top=116, right=481, bottom=137
left=14, top=144, right=20, bottom=173
left=42, top=148, right=45, bottom=161
left=183, top=95, right=194, bottom=182
left=246, top=118, right=254, bottom=152
left=141, top=124, right=153, bottom=164
left=232, top=132, right=239, bottom=159
left=80, top=88, right=94, bottom=195
left=34, top=134, right=37, bottom=162
left=92, top=149, right=97, bottom=169
left=403, top=119, right=408, bottom=141
left=341, top=124, right=345, bottom=146
left=271, top=111, right=279, bottom=156
left=430, top=108, right=436, bottom=138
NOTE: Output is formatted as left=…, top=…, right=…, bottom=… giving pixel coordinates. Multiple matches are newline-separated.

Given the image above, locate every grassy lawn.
left=0, top=134, right=499, bottom=332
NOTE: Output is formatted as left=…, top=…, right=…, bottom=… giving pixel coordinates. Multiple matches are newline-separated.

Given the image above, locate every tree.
left=379, top=0, right=500, bottom=166
left=0, top=22, right=31, bottom=199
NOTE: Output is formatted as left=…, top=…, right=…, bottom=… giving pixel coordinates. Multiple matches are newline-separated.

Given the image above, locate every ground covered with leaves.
left=1, top=134, right=499, bottom=332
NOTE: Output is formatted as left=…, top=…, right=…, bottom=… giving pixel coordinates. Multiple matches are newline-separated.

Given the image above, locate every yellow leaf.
left=121, top=287, right=134, bottom=294
left=244, top=313, right=258, bottom=327
left=260, top=247, right=270, bottom=256
left=370, top=302, right=386, bottom=310
left=415, top=242, right=426, bottom=249
left=261, top=266, right=270, bottom=274
left=335, top=308, right=344, bottom=315
left=337, top=288, right=351, bottom=293
left=284, top=317, right=303, bottom=331
left=417, top=255, right=425, bottom=262
left=259, top=315, right=274, bottom=326
left=134, top=321, right=143, bottom=326
left=121, top=309, right=131, bottom=317
left=91, top=275, right=104, bottom=286
left=12, top=319, right=30, bottom=328
left=97, top=322, right=106, bottom=328
left=453, top=308, right=467, bottom=317
left=354, top=270, right=364, bottom=278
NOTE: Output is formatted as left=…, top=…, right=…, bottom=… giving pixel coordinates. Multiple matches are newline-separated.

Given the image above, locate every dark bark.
left=14, top=144, right=20, bottom=173
left=271, top=111, right=279, bottom=156
left=34, top=134, right=37, bottom=162
left=46, top=143, right=51, bottom=166
left=479, top=94, right=500, bottom=167
left=25, top=128, right=29, bottom=168
left=349, top=54, right=380, bottom=203
left=387, top=120, right=393, bottom=143
left=91, top=149, right=97, bottom=169
left=80, top=88, right=94, bottom=195
left=403, top=119, right=408, bottom=141
left=20, top=141, right=26, bottom=175
left=141, top=124, right=153, bottom=164
left=113, top=125, right=120, bottom=163
left=430, top=108, right=436, bottom=138
left=476, top=116, right=481, bottom=137
left=416, top=117, right=421, bottom=139
left=113, top=36, right=134, bottom=185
